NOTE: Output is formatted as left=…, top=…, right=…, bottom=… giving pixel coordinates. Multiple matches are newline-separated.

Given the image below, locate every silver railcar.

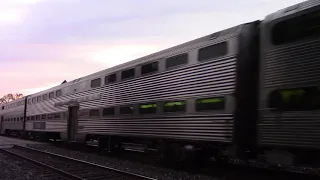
left=25, top=22, right=260, bottom=159
left=259, top=0, right=320, bottom=165
left=0, top=97, right=26, bottom=136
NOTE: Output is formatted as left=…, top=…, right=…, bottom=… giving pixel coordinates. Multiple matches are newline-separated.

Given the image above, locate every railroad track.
left=1, top=145, right=157, bottom=180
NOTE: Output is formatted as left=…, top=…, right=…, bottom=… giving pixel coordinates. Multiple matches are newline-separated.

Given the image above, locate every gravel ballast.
left=28, top=144, right=218, bottom=180
left=0, top=150, right=64, bottom=180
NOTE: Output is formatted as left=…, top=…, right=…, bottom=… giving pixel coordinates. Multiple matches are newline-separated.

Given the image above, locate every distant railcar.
left=0, top=97, right=27, bottom=136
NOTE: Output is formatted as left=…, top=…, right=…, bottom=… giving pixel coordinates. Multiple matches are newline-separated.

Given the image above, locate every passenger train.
left=1, top=0, right=320, bottom=166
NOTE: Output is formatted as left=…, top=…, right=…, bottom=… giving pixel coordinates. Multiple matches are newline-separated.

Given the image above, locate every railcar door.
left=0, top=116, right=3, bottom=133
left=67, top=106, right=78, bottom=141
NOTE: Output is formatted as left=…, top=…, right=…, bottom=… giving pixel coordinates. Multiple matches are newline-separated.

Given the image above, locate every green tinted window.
left=196, top=97, right=225, bottom=111
left=139, top=103, right=156, bottom=114
left=164, top=101, right=185, bottom=113
left=269, top=86, right=319, bottom=111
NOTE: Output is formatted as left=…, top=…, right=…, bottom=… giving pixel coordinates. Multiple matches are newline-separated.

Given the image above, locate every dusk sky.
left=0, top=0, right=304, bottom=96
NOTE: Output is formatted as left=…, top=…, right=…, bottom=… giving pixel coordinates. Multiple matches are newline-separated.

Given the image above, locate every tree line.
left=0, top=93, right=24, bottom=104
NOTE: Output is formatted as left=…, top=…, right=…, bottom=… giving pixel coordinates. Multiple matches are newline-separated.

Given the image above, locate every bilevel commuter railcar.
left=257, top=0, right=320, bottom=165
left=0, top=0, right=319, bottom=166
left=0, top=97, right=27, bottom=136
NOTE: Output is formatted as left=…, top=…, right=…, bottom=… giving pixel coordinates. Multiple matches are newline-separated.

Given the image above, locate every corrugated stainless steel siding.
left=259, top=28, right=320, bottom=148
left=76, top=56, right=237, bottom=142
left=81, top=57, right=236, bottom=108
left=78, top=115, right=234, bottom=142
left=259, top=112, right=320, bottom=148
left=262, top=40, right=320, bottom=87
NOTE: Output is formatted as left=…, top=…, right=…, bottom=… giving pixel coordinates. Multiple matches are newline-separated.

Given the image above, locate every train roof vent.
left=61, top=80, right=67, bottom=84
left=219, top=25, right=242, bottom=38
left=209, top=32, right=221, bottom=40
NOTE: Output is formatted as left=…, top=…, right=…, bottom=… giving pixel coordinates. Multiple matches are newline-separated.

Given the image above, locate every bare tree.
left=0, top=93, right=24, bottom=104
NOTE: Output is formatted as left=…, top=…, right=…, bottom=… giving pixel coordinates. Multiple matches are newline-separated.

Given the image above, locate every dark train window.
left=43, top=94, right=48, bottom=101
left=139, top=103, right=157, bottom=114
left=120, top=106, right=133, bottom=115
left=141, top=62, right=158, bottom=75
left=54, top=113, right=61, bottom=119
left=105, top=73, right=117, bottom=84
left=196, top=97, right=225, bottom=111
left=32, top=97, right=36, bottom=103
left=164, top=101, right=186, bottom=113
left=103, top=107, right=115, bottom=116
left=56, top=90, right=62, bottom=97
left=20, top=117, right=24, bottom=121
left=26, top=116, right=30, bottom=121
left=37, top=96, right=41, bottom=102
left=41, top=114, right=46, bottom=120
left=31, top=116, right=35, bottom=120
left=13, top=117, right=16, bottom=121
left=1, top=106, right=3, bottom=110
left=49, top=92, right=54, bottom=99
left=268, top=86, right=319, bottom=111
left=198, top=42, right=228, bottom=62
left=47, top=114, right=53, bottom=119
left=36, top=115, right=41, bottom=120
left=272, top=11, right=320, bottom=45
left=28, top=99, right=31, bottom=104
left=166, top=53, right=188, bottom=69
left=78, top=110, right=89, bottom=117
left=121, top=68, right=135, bottom=80
left=89, top=109, right=100, bottom=117
left=91, top=78, right=101, bottom=88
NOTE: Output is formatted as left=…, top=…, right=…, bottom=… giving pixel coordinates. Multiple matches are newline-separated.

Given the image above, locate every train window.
left=89, top=109, right=100, bottom=117
left=164, top=101, right=186, bottom=113
left=13, top=117, right=16, bottom=121
left=120, top=106, right=134, bottom=115
left=54, top=113, right=61, bottom=119
left=1, top=106, right=3, bottom=110
left=166, top=53, right=188, bottom=69
left=141, top=62, right=159, bottom=75
left=78, top=110, right=89, bottom=117
left=32, top=97, right=36, bottom=103
left=28, top=99, right=31, bottom=105
left=36, top=115, right=41, bottom=120
left=49, top=92, right=54, bottom=99
left=43, top=94, right=48, bottom=101
left=31, top=116, right=35, bottom=120
left=20, top=117, right=23, bottom=121
left=26, top=116, right=30, bottom=121
left=41, top=114, right=46, bottom=120
left=268, top=86, right=319, bottom=111
left=105, top=73, right=117, bottom=84
left=272, top=11, right=320, bottom=45
left=198, top=42, right=228, bottom=62
left=196, top=97, right=225, bottom=111
left=103, top=107, right=115, bottom=116
left=91, top=78, right=101, bottom=88
left=139, top=103, right=157, bottom=114
left=47, top=114, right=53, bottom=119
left=56, top=90, right=62, bottom=97
left=37, top=96, right=41, bottom=102
left=121, top=68, right=135, bottom=80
